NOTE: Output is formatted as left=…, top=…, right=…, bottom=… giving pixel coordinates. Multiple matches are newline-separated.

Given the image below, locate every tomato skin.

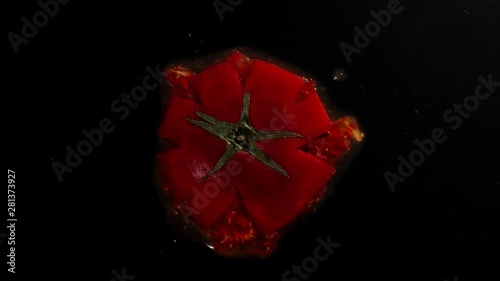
left=156, top=50, right=364, bottom=257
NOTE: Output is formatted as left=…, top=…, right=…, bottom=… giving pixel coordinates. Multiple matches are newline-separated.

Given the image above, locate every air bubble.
left=332, top=68, right=348, bottom=82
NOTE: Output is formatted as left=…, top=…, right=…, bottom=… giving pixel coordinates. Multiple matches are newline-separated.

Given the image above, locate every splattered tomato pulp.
left=156, top=50, right=364, bottom=257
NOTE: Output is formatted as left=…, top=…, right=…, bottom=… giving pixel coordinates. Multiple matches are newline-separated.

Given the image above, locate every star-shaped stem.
left=186, top=92, right=302, bottom=181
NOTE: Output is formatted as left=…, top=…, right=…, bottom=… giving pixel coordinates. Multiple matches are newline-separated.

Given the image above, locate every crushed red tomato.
left=156, top=50, right=364, bottom=258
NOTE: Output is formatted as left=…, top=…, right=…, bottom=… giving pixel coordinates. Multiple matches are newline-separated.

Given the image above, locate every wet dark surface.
left=5, top=0, right=499, bottom=280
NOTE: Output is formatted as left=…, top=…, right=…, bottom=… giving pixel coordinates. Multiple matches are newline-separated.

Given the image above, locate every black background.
left=5, top=0, right=499, bottom=280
